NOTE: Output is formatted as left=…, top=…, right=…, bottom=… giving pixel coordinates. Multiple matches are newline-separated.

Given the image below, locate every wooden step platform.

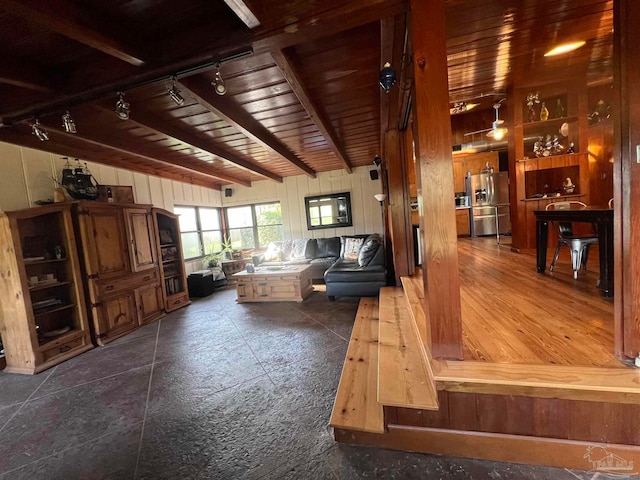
left=330, top=297, right=384, bottom=434
left=377, top=287, right=438, bottom=410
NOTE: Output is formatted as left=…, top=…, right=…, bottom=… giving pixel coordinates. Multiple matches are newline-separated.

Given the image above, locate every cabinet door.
left=136, top=283, right=164, bottom=324
left=78, top=206, right=131, bottom=279
left=236, top=280, right=253, bottom=302
left=126, top=208, right=157, bottom=272
left=93, top=292, right=137, bottom=345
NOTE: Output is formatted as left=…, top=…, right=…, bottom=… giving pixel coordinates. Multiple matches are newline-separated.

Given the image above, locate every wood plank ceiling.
left=0, top=0, right=612, bottom=191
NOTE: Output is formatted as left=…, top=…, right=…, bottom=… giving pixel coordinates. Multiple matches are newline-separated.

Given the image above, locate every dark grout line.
left=133, top=317, right=162, bottom=480
left=292, top=306, right=353, bottom=343
left=0, top=421, right=145, bottom=479
left=225, top=311, right=277, bottom=388
left=0, top=365, right=58, bottom=434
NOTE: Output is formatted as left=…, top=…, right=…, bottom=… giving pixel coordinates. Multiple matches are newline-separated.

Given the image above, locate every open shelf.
left=29, top=281, right=72, bottom=292
left=33, top=303, right=76, bottom=317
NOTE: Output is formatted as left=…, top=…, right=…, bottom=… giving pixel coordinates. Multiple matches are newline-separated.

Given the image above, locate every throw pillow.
left=343, top=237, right=364, bottom=260
left=290, top=239, right=309, bottom=259
left=358, top=234, right=381, bottom=267
left=263, top=243, right=282, bottom=262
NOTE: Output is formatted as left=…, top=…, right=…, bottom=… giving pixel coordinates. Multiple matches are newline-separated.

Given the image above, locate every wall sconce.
left=379, top=62, right=397, bottom=93
left=211, top=63, right=226, bottom=96
left=62, top=111, right=77, bottom=134
left=379, top=56, right=413, bottom=93
left=115, top=91, right=131, bottom=120
left=31, top=118, right=49, bottom=141
left=167, top=76, right=185, bottom=106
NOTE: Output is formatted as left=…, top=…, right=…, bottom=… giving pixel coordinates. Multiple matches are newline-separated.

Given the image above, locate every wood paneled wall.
left=221, top=166, right=383, bottom=240
left=387, top=390, right=640, bottom=446
left=0, top=141, right=223, bottom=213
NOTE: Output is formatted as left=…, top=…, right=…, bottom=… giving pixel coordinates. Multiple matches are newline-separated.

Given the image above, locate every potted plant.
left=221, top=236, right=235, bottom=260
left=203, top=251, right=221, bottom=269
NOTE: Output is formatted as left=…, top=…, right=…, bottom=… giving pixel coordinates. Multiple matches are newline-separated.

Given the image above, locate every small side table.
left=221, top=259, right=248, bottom=283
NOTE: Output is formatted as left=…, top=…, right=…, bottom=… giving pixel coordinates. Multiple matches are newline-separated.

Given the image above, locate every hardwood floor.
left=454, top=237, right=618, bottom=367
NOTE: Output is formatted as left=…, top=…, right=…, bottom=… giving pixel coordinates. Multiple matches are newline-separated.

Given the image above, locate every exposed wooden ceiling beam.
left=0, top=58, right=53, bottom=92
left=118, top=104, right=283, bottom=183
left=251, top=0, right=407, bottom=53
left=35, top=114, right=252, bottom=187
left=0, top=127, right=222, bottom=190
left=224, top=0, right=261, bottom=29
left=180, top=76, right=317, bottom=178
left=2, top=0, right=146, bottom=67
left=271, top=49, right=352, bottom=173
left=380, top=14, right=407, bottom=136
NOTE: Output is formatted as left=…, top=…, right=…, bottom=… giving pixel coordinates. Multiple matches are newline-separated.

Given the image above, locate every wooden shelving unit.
left=0, top=204, right=93, bottom=374
left=153, top=208, right=190, bottom=313
left=510, top=81, right=590, bottom=250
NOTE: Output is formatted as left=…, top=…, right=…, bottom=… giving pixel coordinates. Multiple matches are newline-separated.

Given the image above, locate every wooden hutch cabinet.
left=0, top=204, right=93, bottom=374
left=75, top=202, right=164, bottom=345
left=152, top=208, right=190, bottom=313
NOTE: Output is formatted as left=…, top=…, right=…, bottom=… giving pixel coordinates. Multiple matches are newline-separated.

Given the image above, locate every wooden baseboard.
left=335, top=425, right=640, bottom=474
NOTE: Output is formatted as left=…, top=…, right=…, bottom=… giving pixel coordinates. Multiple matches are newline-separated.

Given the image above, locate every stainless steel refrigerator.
left=465, top=171, right=511, bottom=237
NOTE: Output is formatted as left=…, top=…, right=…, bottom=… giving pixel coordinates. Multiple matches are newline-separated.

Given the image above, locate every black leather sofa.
left=324, top=234, right=387, bottom=301
left=252, top=237, right=342, bottom=280
left=253, top=234, right=387, bottom=300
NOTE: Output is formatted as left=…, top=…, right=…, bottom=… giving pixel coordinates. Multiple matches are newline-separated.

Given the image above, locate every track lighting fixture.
left=62, top=110, right=77, bottom=134
left=211, top=63, right=227, bottom=96
left=31, top=118, right=49, bottom=141
left=115, top=91, right=131, bottom=120
left=167, top=76, right=185, bottom=106
left=373, top=156, right=382, bottom=167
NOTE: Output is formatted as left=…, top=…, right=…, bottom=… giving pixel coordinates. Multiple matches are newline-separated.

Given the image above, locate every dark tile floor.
left=0, top=286, right=637, bottom=479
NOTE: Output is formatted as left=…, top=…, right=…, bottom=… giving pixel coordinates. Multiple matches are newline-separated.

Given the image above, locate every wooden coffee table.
left=233, top=264, right=313, bottom=303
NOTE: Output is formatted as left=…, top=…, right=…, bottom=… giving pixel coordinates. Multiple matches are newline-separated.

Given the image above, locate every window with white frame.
left=173, top=206, right=223, bottom=260
left=225, top=202, right=283, bottom=249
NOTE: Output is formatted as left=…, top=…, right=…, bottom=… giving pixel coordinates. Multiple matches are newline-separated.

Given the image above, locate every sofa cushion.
left=283, top=258, right=312, bottom=266
left=342, top=236, right=364, bottom=260
left=340, top=234, right=370, bottom=258
left=358, top=234, right=381, bottom=267
left=324, top=259, right=386, bottom=283
left=310, top=257, right=338, bottom=269
left=263, top=242, right=283, bottom=262
left=316, top=237, right=340, bottom=258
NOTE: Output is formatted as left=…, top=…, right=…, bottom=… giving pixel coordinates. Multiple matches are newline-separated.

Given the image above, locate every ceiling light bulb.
left=115, top=91, right=131, bottom=120
left=544, top=41, right=586, bottom=57
left=31, top=119, right=49, bottom=141
left=168, top=76, right=185, bottom=106
left=62, top=110, right=77, bottom=134
left=212, top=65, right=227, bottom=95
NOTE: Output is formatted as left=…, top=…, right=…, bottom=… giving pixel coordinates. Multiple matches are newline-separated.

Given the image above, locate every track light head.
left=31, top=118, right=49, bottom=141
left=115, top=91, right=131, bottom=120
left=373, top=156, right=382, bottom=167
left=167, top=76, right=185, bottom=106
left=62, top=110, right=77, bottom=134
left=211, top=63, right=226, bottom=95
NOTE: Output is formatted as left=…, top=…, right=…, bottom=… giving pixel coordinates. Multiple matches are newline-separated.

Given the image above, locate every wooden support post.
left=385, top=129, right=412, bottom=283
left=614, top=0, right=640, bottom=359
left=409, top=0, right=463, bottom=359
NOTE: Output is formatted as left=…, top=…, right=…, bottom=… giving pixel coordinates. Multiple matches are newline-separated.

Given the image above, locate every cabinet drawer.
left=95, top=270, right=159, bottom=297
left=165, top=292, right=190, bottom=312
left=40, top=334, right=86, bottom=362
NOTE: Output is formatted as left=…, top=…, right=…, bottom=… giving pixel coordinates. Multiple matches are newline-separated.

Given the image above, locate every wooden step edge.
left=434, top=359, right=640, bottom=404
left=329, top=297, right=385, bottom=434
left=377, top=287, right=439, bottom=411
left=400, top=275, right=432, bottom=363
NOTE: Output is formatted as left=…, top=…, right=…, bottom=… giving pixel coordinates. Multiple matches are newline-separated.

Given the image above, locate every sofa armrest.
left=252, top=253, right=265, bottom=266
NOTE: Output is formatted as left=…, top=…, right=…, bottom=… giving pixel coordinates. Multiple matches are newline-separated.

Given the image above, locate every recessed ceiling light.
left=544, top=41, right=586, bottom=57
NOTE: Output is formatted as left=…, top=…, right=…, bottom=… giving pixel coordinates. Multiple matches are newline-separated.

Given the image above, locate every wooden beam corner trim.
left=180, top=76, right=316, bottom=178
left=224, top=0, right=261, bottom=29
left=271, top=49, right=353, bottom=173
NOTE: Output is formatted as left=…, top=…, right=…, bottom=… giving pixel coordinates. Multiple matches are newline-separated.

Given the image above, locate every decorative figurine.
left=567, top=142, right=576, bottom=154
left=526, top=92, right=540, bottom=122
left=540, top=102, right=549, bottom=121
left=555, top=98, right=565, bottom=118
